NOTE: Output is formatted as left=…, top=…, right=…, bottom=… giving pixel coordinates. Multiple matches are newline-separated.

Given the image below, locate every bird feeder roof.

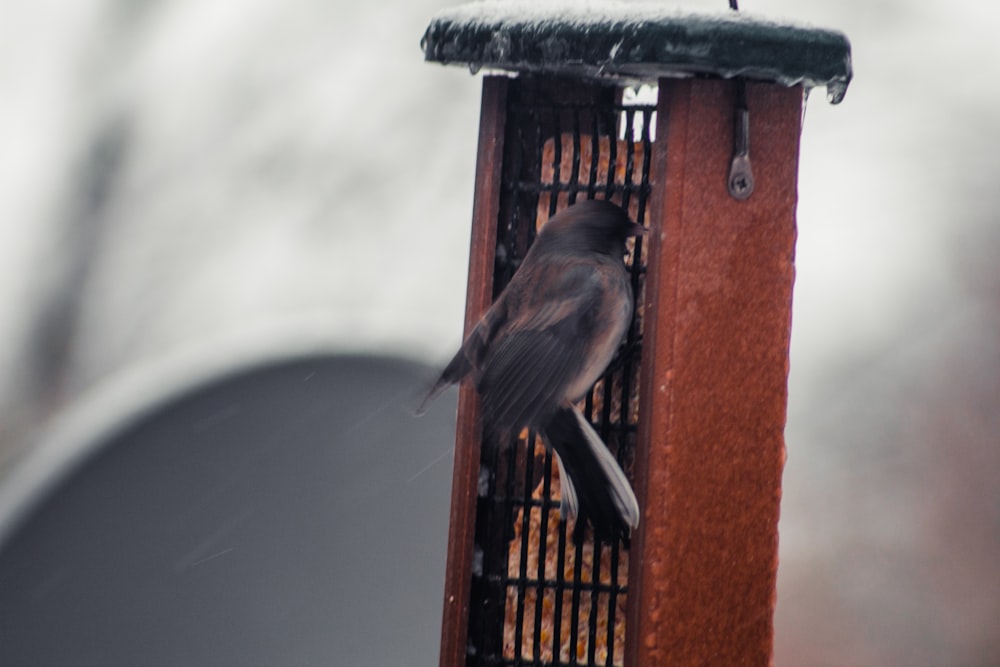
left=422, top=1, right=852, bottom=103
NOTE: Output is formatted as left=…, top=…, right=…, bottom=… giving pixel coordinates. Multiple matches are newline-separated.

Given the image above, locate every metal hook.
left=728, top=80, right=754, bottom=201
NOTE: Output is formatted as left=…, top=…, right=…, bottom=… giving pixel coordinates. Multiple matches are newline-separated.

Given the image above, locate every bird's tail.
left=541, top=405, right=640, bottom=543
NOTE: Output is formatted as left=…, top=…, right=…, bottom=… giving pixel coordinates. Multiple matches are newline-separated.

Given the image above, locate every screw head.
left=727, top=156, right=754, bottom=201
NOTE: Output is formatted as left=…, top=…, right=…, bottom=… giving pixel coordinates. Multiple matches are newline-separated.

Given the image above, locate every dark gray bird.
left=419, top=199, right=643, bottom=542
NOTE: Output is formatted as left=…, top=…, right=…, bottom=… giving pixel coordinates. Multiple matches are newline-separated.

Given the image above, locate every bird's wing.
left=413, top=297, right=509, bottom=415
left=476, top=262, right=603, bottom=431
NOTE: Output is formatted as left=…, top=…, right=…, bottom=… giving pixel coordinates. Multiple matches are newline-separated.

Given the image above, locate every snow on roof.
left=422, top=1, right=852, bottom=103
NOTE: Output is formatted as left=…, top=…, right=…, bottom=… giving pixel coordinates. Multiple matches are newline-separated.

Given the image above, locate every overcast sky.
left=1, top=0, right=998, bottom=661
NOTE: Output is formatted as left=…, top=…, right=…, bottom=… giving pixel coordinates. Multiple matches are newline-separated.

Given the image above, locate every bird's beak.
left=630, top=222, right=647, bottom=236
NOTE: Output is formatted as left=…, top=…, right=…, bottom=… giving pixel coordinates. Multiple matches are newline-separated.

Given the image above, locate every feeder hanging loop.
left=728, top=80, right=754, bottom=201
left=725, top=0, right=754, bottom=201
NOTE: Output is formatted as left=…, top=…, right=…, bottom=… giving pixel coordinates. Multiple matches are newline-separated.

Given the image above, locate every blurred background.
left=0, top=0, right=998, bottom=664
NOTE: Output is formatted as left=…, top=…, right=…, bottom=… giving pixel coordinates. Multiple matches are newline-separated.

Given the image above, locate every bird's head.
left=535, top=199, right=645, bottom=257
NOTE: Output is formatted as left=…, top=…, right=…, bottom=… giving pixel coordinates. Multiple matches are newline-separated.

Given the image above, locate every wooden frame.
left=626, top=78, right=802, bottom=665
left=439, top=74, right=803, bottom=666
left=439, top=76, right=507, bottom=667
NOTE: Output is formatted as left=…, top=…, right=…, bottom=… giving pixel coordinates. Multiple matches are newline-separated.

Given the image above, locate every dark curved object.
left=0, top=354, right=457, bottom=666
left=422, top=4, right=852, bottom=102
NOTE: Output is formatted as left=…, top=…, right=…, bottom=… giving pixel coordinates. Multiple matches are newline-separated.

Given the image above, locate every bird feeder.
left=421, top=4, right=851, bottom=666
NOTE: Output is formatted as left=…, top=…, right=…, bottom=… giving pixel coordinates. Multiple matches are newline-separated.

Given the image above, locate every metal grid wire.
left=467, top=78, right=656, bottom=667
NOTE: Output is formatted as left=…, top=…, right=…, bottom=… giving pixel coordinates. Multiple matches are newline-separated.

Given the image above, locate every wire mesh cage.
left=466, top=76, right=655, bottom=667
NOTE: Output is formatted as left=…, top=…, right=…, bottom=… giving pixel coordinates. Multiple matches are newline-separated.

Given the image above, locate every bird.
left=418, top=198, right=643, bottom=543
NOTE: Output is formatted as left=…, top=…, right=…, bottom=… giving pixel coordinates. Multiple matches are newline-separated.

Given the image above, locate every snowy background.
left=1, top=0, right=998, bottom=663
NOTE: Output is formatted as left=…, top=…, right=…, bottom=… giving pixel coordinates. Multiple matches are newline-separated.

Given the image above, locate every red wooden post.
left=438, top=75, right=507, bottom=667
left=626, top=78, right=802, bottom=665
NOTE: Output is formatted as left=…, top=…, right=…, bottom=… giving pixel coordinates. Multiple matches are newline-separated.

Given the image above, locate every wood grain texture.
left=627, top=78, right=802, bottom=666
left=439, top=75, right=508, bottom=667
